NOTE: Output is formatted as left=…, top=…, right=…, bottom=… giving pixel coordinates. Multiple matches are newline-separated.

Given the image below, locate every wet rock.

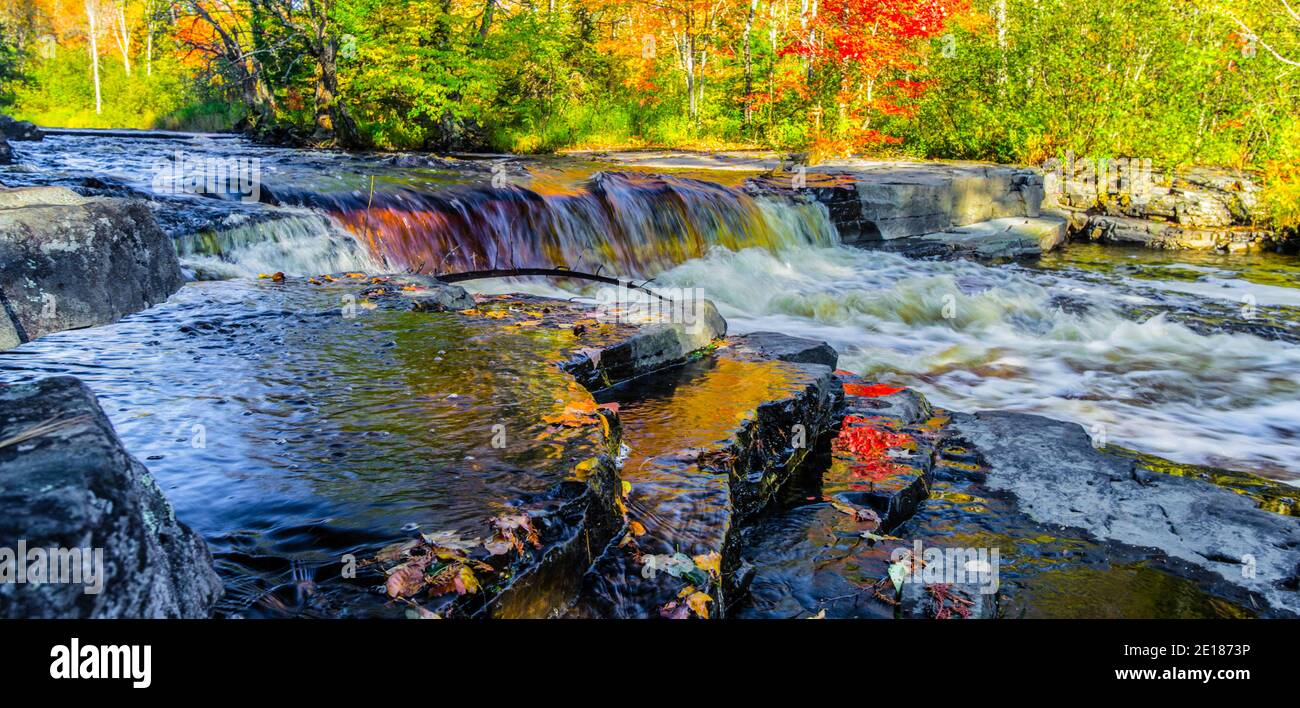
left=735, top=379, right=1275, bottom=619
left=1044, top=162, right=1292, bottom=251
left=0, top=134, right=12, bottom=165
left=726, top=331, right=838, bottom=368
left=400, top=279, right=476, bottom=312
left=860, top=215, right=1067, bottom=261
left=570, top=348, right=841, bottom=618
left=951, top=410, right=1300, bottom=615
left=1075, top=213, right=1278, bottom=252
left=565, top=299, right=728, bottom=390
left=0, top=115, right=45, bottom=142
left=748, top=163, right=1045, bottom=245
left=0, top=377, right=223, bottom=618
left=933, top=215, right=1067, bottom=259
left=0, top=187, right=183, bottom=350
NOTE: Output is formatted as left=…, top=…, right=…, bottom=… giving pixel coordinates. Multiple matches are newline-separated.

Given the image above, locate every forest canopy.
left=1, top=0, right=1297, bottom=217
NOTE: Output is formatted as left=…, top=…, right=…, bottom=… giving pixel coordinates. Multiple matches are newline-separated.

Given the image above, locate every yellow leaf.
left=629, top=520, right=646, bottom=536
left=692, top=551, right=721, bottom=578
left=457, top=565, right=480, bottom=594
left=686, top=590, right=712, bottom=619
left=621, top=481, right=632, bottom=498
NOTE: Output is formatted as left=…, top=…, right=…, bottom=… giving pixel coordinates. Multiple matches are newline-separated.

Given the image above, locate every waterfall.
left=174, top=209, right=384, bottom=279
left=248, top=171, right=840, bottom=278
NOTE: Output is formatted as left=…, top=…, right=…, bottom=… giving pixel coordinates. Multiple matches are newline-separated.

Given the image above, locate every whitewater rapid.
left=652, top=243, right=1300, bottom=483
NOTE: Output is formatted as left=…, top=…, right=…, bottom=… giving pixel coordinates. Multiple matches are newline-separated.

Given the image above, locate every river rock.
left=726, top=331, right=838, bottom=368
left=565, top=298, right=728, bottom=390
left=0, top=134, right=12, bottom=165
left=749, top=162, right=1046, bottom=245
left=0, top=115, right=44, bottom=142
left=0, top=187, right=183, bottom=350
left=0, top=376, right=223, bottom=618
left=1075, top=213, right=1276, bottom=252
left=877, top=214, right=1068, bottom=260
left=950, top=410, right=1300, bottom=615
left=1042, top=161, right=1292, bottom=251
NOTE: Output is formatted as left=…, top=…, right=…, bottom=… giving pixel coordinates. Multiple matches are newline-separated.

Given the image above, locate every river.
left=3, top=132, right=1297, bottom=616
left=7, top=132, right=1299, bottom=485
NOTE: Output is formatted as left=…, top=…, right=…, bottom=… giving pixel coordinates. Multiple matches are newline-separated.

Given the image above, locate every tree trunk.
left=186, top=1, right=273, bottom=129
left=743, top=0, right=755, bottom=126
left=114, top=3, right=130, bottom=76
left=86, top=0, right=102, bottom=114
left=996, top=0, right=1008, bottom=85
left=314, top=31, right=364, bottom=147
left=478, top=0, right=495, bottom=41
left=684, top=32, right=697, bottom=122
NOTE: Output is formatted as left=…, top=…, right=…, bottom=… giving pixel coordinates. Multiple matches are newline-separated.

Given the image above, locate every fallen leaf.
left=685, top=590, right=713, bottom=619
left=844, top=383, right=904, bottom=397
left=385, top=558, right=430, bottom=598
left=692, top=551, right=721, bottom=579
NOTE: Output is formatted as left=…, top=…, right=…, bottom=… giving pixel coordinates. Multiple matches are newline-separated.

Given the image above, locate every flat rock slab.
left=0, top=377, right=223, bottom=618
left=0, top=186, right=183, bottom=350
left=745, top=161, right=1046, bottom=245
left=826, top=376, right=941, bottom=532
left=951, top=411, right=1300, bottom=616
left=726, top=331, right=838, bottom=369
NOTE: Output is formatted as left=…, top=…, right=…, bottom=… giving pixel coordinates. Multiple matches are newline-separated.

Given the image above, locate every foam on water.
left=655, top=243, right=1300, bottom=483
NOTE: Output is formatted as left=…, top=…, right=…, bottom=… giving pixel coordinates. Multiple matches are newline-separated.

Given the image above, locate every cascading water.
left=654, top=244, right=1300, bottom=482
left=176, top=210, right=383, bottom=279
left=267, top=171, right=838, bottom=277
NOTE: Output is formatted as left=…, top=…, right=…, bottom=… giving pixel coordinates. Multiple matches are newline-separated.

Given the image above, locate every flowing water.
left=0, top=280, right=620, bottom=616
left=3, top=132, right=1299, bottom=617
left=8, top=134, right=1300, bottom=480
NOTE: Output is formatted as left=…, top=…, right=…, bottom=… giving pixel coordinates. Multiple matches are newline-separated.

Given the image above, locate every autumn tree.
left=785, top=0, right=964, bottom=153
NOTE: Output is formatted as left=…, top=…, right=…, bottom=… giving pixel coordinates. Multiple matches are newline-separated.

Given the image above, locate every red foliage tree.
left=785, top=0, right=965, bottom=154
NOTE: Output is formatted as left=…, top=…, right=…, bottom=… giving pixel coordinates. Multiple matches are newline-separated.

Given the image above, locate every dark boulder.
left=727, top=331, right=838, bottom=369
left=0, top=187, right=184, bottom=349
left=0, top=115, right=45, bottom=141
left=0, top=377, right=223, bottom=618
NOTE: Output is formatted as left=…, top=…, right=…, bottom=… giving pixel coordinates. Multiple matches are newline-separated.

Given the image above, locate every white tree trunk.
left=113, top=3, right=131, bottom=76
left=996, top=0, right=1008, bottom=84
left=86, top=0, right=102, bottom=114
